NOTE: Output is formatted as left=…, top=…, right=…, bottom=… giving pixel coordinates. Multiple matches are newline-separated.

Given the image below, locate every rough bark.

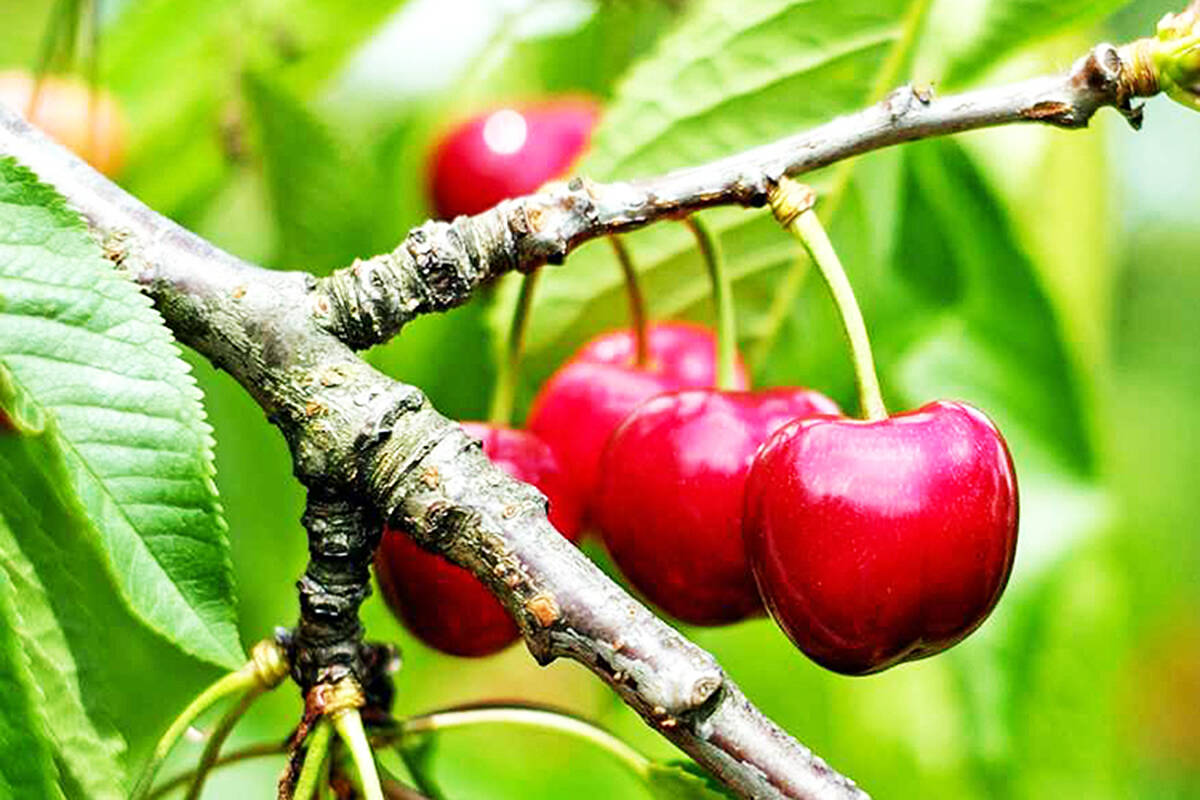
left=0, top=36, right=1166, bottom=799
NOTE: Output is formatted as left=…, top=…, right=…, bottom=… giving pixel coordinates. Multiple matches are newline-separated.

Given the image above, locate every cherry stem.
left=683, top=215, right=738, bottom=391
left=771, top=180, right=887, bottom=421
left=607, top=235, right=650, bottom=367
left=487, top=269, right=540, bottom=426
left=333, top=708, right=386, bottom=800
left=129, top=668, right=259, bottom=800
left=184, top=685, right=266, bottom=800
left=132, top=639, right=289, bottom=800
left=398, top=703, right=651, bottom=780
left=293, top=719, right=334, bottom=800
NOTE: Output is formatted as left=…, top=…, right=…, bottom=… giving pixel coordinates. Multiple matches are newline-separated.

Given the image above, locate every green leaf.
left=0, top=369, right=128, bottom=798
left=492, top=0, right=928, bottom=396
left=0, top=567, right=63, bottom=800
left=0, top=157, right=242, bottom=668
left=242, top=72, right=383, bottom=273
left=885, top=139, right=1102, bottom=583
left=643, top=761, right=733, bottom=800
left=102, top=0, right=411, bottom=219
left=889, top=138, right=1092, bottom=476
left=587, top=0, right=915, bottom=179
left=942, top=0, right=1134, bottom=87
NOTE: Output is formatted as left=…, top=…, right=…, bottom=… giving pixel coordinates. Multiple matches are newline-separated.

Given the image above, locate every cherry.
left=743, top=400, right=1018, bottom=674
left=526, top=321, right=749, bottom=514
left=0, top=70, right=127, bottom=176
left=374, top=423, right=582, bottom=657
left=741, top=181, right=1020, bottom=673
left=428, top=97, right=600, bottom=219
left=594, top=387, right=840, bottom=626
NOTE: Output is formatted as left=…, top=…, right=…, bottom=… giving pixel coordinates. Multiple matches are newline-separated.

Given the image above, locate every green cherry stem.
left=684, top=215, right=738, bottom=391
left=607, top=235, right=650, bottom=367
left=397, top=704, right=652, bottom=780
left=130, top=672, right=258, bottom=800
left=130, top=640, right=289, bottom=800
left=771, top=180, right=887, bottom=421
left=184, top=685, right=266, bottom=800
left=487, top=269, right=541, bottom=426
left=293, top=720, right=334, bottom=800
left=333, top=708, right=386, bottom=800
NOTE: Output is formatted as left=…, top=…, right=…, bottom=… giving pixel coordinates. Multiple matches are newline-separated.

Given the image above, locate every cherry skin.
left=0, top=70, right=127, bottom=176
left=374, top=423, right=582, bottom=657
left=527, top=322, right=749, bottom=518
left=428, top=97, right=600, bottom=219
left=743, top=400, right=1018, bottom=675
left=593, top=388, right=840, bottom=626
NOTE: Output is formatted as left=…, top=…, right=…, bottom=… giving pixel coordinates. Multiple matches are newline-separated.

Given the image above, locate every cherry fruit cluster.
left=374, top=98, right=1019, bottom=676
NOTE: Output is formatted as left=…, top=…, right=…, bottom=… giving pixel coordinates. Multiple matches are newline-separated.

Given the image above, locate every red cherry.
left=428, top=98, right=600, bottom=219
left=744, top=400, right=1018, bottom=675
left=374, top=423, right=582, bottom=657
left=527, top=322, right=749, bottom=516
left=594, top=388, right=840, bottom=626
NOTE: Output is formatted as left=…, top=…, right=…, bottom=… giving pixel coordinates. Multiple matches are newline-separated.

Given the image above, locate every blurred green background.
left=4, top=0, right=1198, bottom=797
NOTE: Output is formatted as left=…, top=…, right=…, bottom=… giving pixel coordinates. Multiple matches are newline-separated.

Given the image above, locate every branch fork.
left=3, top=20, right=1194, bottom=799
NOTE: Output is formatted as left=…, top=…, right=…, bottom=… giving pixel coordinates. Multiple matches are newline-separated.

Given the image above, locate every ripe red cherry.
left=374, top=423, right=582, bottom=657
left=594, top=388, right=840, bottom=626
left=744, top=400, right=1018, bottom=675
left=527, top=322, right=749, bottom=516
left=428, top=98, right=600, bottom=219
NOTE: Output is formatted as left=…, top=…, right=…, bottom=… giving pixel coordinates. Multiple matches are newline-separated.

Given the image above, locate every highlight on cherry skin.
left=374, top=422, right=583, bottom=657
left=427, top=96, right=601, bottom=219
left=527, top=321, right=750, bottom=519
left=594, top=386, right=840, bottom=627
left=0, top=69, right=127, bottom=177
left=743, top=400, right=1019, bottom=675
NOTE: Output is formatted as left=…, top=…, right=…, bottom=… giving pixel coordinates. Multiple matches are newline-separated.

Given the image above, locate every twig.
left=313, top=41, right=1155, bottom=351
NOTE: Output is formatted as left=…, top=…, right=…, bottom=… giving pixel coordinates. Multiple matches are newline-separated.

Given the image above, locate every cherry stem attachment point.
left=398, top=703, right=651, bottom=780
left=770, top=180, right=887, bottom=421
left=607, top=235, right=649, bottom=367
left=684, top=215, right=738, bottom=391
left=292, top=719, right=334, bottom=800
left=332, top=707, right=386, bottom=800
left=488, top=269, right=540, bottom=426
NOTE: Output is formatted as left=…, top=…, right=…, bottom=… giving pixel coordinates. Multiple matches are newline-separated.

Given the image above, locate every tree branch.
left=0, top=31, right=1178, bottom=800
left=315, top=42, right=1152, bottom=350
